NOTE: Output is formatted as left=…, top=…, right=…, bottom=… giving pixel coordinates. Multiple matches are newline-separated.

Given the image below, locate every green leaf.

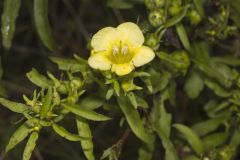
left=183, top=155, right=200, bottom=160
left=1, top=0, right=21, bottom=49
left=204, top=78, right=232, bottom=98
left=116, top=95, right=152, bottom=143
left=50, top=57, right=87, bottom=73
left=127, top=92, right=138, bottom=109
left=150, top=92, right=179, bottom=160
left=0, top=97, right=28, bottom=113
left=135, top=95, right=149, bottom=109
left=173, top=124, right=204, bottom=156
left=52, top=123, right=86, bottom=141
left=191, top=42, right=210, bottom=63
left=193, top=0, right=205, bottom=17
left=23, top=132, right=39, bottom=160
left=192, top=117, right=226, bottom=137
left=76, top=116, right=95, bottom=160
left=40, top=87, right=53, bottom=118
left=64, top=104, right=111, bottom=121
left=202, top=132, right=227, bottom=150
left=230, top=130, right=240, bottom=148
left=113, top=81, right=120, bottom=96
left=107, top=0, right=133, bottom=9
left=195, top=59, right=234, bottom=88
left=5, top=121, right=32, bottom=152
left=138, top=136, right=156, bottom=160
left=80, top=94, right=104, bottom=110
left=26, top=68, right=52, bottom=88
left=148, top=69, right=172, bottom=94
left=164, top=5, right=190, bottom=28
left=34, top=0, right=57, bottom=51
left=211, top=56, right=240, bottom=66
left=204, top=100, right=231, bottom=118
left=184, top=70, right=204, bottom=99
left=176, top=23, right=190, bottom=51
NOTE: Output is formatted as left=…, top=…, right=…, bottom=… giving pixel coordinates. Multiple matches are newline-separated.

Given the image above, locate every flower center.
left=108, top=41, right=133, bottom=64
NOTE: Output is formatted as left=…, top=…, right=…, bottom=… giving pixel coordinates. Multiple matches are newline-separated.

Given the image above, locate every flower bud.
left=188, top=10, right=202, bottom=25
left=148, top=10, right=165, bottom=27
left=145, top=0, right=155, bottom=10
left=169, top=2, right=181, bottom=16
left=171, top=50, right=190, bottom=71
left=145, top=33, right=159, bottom=49
left=154, top=0, right=165, bottom=8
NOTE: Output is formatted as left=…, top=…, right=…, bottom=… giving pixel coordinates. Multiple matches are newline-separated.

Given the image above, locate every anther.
left=112, top=46, right=119, bottom=56
left=121, top=46, right=128, bottom=55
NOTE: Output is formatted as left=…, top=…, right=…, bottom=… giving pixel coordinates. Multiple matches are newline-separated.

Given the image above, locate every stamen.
left=112, top=46, right=119, bottom=56
left=121, top=46, right=128, bottom=55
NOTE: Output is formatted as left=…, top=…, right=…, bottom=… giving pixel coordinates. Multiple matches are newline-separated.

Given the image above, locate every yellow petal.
left=117, top=22, right=144, bottom=47
left=132, top=46, right=155, bottom=67
left=111, top=63, right=134, bottom=76
left=91, top=27, right=118, bottom=51
left=88, top=52, right=112, bottom=70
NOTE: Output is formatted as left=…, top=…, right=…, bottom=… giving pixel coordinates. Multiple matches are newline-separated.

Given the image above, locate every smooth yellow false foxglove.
left=88, top=22, right=155, bottom=76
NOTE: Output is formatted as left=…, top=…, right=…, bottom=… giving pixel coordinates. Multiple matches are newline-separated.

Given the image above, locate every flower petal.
left=91, top=27, right=118, bottom=51
left=132, top=46, right=155, bottom=67
left=88, top=52, right=112, bottom=70
left=111, top=63, right=134, bottom=76
left=117, top=22, right=144, bottom=47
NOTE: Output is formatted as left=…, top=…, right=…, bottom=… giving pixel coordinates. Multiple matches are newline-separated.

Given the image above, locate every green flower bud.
left=121, top=79, right=142, bottom=92
left=148, top=10, right=165, bottom=27
left=71, top=78, right=82, bottom=88
left=169, top=3, right=181, bottom=16
left=145, top=33, right=159, bottom=49
left=154, top=0, right=165, bottom=8
left=144, top=0, right=155, bottom=10
left=188, top=10, right=202, bottom=25
left=171, top=50, right=190, bottom=71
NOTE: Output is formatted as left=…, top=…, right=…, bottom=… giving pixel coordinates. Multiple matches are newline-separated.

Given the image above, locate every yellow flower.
left=88, top=22, right=155, bottom=76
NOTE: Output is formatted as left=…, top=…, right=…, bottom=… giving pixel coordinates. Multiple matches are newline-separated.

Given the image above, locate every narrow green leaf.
left=230, top=130, right=240, bottom=148
left=127, top=92, right=138, bottom=109
left=5, top=121, right=32, bottom=152
left=113, top=81, right=120, bottom=96
left=184, top=70, right=204, bottom=99
left=183, top=155, right=200, bottom=160
left=193, top=0, right=205, bottom=17
left=26, top=68, right=52, bottom=88
left=106, top=88, right=114, bottom=100
left=64, top=104, right=111, bottom=121
left=52, top=123, right=86, bottom=141
left=212, top=56, right=240, bottom=66
left=0, top=97, right=27, bottom=113
left=174, top=124, right=204, bottom=156
left=191, top=42, right=210, bottom=63
left=204, top=78, right=232, bottom=98
left=116, top=95, right=152, bottom=143
left=80, top=94, right=104, bottom=110
left=23, top=132, right=39, bottom=160
left=34, top=0, right=57, bottom=51
left=1, top=0, right=21, bottom=49
left=40, top=87, right=53, bottom=118
left=192, top=117, right=226, bottom=137
left=150, top=93, right=179, bottom=160
left=50, top=57, right=87, bottom=73
left=76, top=116, right=95, bottom=160
left=135, top=95, right=148, bottom=109
left=176, top=23, right=190, bottom=51
left=164, top=5, right=190, bottom=28
left=202, top=132, right=227, bottom=150
left=107, top=0, right=133, bottom=9
left=138, top=136, right=156, bottom=160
